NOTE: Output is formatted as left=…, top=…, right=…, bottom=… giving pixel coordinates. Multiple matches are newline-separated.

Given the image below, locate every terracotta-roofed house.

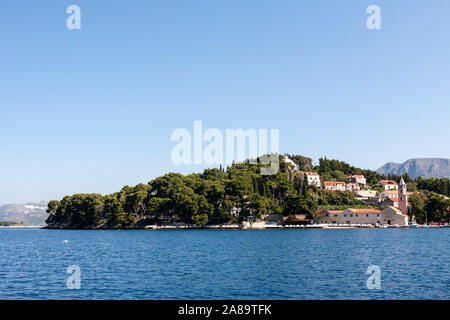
left=379, top=180, right=398, bottom=191
left=322, top=181, right=346, bottom=191
left=318, top=206, right=408, bottom=226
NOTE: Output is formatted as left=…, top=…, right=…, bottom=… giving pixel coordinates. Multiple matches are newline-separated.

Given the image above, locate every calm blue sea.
left=0, top=228, right=448, bottom=300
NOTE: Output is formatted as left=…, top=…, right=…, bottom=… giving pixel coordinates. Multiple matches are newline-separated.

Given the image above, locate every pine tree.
left=302, top=176, right=309, bottom=197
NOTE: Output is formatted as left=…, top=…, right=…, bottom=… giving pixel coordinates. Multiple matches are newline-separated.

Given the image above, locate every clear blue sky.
left=1, top=0, right=450, bottom=204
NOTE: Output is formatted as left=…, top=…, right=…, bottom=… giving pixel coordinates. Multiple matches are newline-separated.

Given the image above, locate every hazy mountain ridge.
left=377, top=158, right=450, bottom=179
left=0, top=201, right=48, bottom=226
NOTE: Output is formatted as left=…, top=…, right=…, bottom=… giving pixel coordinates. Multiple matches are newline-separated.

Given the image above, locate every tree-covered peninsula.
left=45, top=155, right=450, bottom=229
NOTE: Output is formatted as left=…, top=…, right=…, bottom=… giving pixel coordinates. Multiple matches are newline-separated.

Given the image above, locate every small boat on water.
left=409, top=222, right=419, bottom=228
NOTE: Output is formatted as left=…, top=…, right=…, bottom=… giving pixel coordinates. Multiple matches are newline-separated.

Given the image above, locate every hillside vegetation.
left=45, top=155, right=450, bottom=228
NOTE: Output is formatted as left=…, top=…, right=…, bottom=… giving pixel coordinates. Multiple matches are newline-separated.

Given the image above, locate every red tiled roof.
left=300, top=171, right=320, bottom=176
left=318, top=209, right=344, bottom=214
left=323, top=181, right=346, bottom=186
left=387, top=206, right=408, bottom=216
left=319, top=208, right=381, bottom=214
left=380, top=180, right=398, bottom=185
left=347, top=208, right=382, bottom=213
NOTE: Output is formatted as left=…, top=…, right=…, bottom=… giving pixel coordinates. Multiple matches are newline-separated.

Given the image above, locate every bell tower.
left=398, top=177, right=408, bottom=214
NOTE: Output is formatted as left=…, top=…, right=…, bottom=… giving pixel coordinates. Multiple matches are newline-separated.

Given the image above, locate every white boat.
left=409, top=222, right=419, bottom=228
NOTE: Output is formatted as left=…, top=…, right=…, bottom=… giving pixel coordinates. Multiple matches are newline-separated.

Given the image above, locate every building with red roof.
left=379, top=180, right=398, bottom=191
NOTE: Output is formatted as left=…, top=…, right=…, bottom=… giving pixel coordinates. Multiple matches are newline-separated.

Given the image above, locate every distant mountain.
left=0, top=201, right=48, bottom=226
left=377, top=158, right=450, bottom=179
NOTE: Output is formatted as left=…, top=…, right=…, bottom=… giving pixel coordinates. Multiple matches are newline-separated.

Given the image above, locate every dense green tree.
left=417, top=178, right=450, bottom=197
left=46, top=200, right=60, bottom=215
left=283, top=195, right=310, bottom=216
left=285, top=154, right=313, bottom=171
left=104, top=194, right=124, bottom=224
left=124, top=191, right=148, bottom=216
left=172, top=186, right=199, bottom=221
left=247, top=194, right=274, bottom=218
left=409, top=192, right=427, bottom=224
left=191, top=213, right=209, bottom=226
left=146, top=197, right=172, bottom=217
left=317, top=190, right=359, bottom=207
left=424, top=193, right=450, bottom=222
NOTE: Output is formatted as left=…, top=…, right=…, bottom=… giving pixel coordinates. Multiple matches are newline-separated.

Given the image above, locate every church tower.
left=398, top=177, right=408, bottom=214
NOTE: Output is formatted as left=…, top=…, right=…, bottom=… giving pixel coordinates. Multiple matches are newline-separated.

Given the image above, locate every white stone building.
left=322, top=181, right=346, bottom=191
left=347, top=175, right=367, bottom=187
left=380, top=190, right=399, bottom=199
left=356, top=190, right=378, bottom=199
left=300, top=171, right=321, bottom=188
left=282, top=156, right=298, bottom=171
left=379, top=180, right=398, bottom=190
left=346, top=182, right=360, bottom=192
left=318, top=178, right=410, bottom=226
left=318, top=206, right=408, bottom=226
